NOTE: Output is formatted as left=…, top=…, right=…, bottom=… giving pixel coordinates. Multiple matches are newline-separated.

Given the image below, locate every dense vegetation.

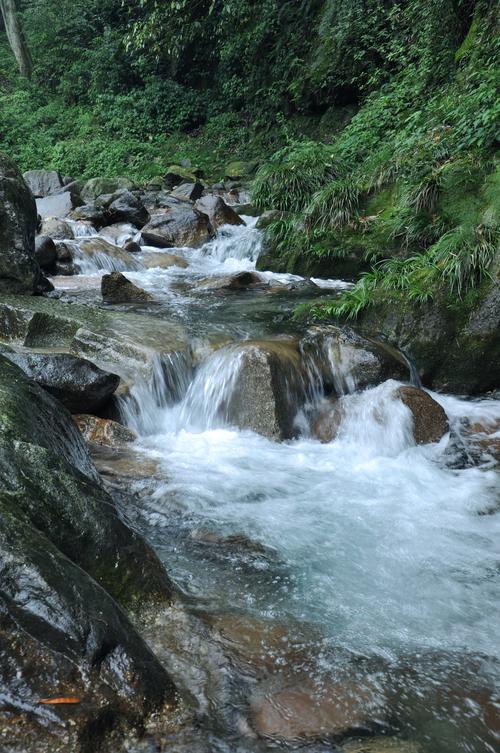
left=1, top=0, right=498, bottom=315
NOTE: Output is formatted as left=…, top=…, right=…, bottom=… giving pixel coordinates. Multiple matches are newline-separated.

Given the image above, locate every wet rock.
left=36, top=190, right=83, bottom=219
left=301, top=326, right=409, bottom=396
left=123, top=239, right=142, bottom=253
left=395, top=386, right=449, bottom=444
left=40, top=216, right=74, bottom=239
left=107, top=189, right=149, bottom=228
left=102, top=271, right=154, bottom=304
left=141, top=206, right=211, bottom=249
left=55, top=240, right=74, bottom=261
left=91, top=444, right=162, bottom=481
left=22, top=168, right=63, bottom=197
left=223, top=340, right=306, bottom=440
left=250, top=676, right=385, bottom=741
left=225, top=161, right=258, bottom=180
left=34, top=235, right=57, bottom=269
left=195, top=194, right=246, bottom=229
left=311, top=397, right=345, bottom=443
left=141, top=251, right=189, bottom=269
left=343, top=739, right=421, bottom=753
left=74, top=414, right=136, bottom=446
left=0, top=350, right=120, bottom=413
left=80, top=176, right=137, bottom=203
left=153, top=192, right=185, bottom=210
left=70, top=202, right=108, bottom=226
left=196, top=271, right=266, bottom=292
left=0, top=152, right=39, bottom=294
left=171, top=182, right=204, bottom=202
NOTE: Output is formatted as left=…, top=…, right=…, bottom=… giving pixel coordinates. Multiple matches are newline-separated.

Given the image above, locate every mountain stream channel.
left=41, top=209, right=500, bottom=753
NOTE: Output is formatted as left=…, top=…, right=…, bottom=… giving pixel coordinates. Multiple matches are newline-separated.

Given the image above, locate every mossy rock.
left=80, top=176, right=137, bottom=203
left=225, top=161, right=259, bottom=180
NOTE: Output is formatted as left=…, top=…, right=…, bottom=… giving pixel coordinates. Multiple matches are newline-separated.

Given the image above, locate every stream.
left=52, top=215, right=500, bottom=753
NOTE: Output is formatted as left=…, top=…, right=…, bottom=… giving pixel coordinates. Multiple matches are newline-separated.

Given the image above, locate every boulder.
left=99, top=222, right=138, bottom=246
left=140, top=251, right=189, bottom=269
left=22, top=169, right=63, bottom=197
left=300, top=326, right=409, bottom=396
left=0, top=152, right=39, bottom=294
left=74, top=414, right=136, bottom=446
left=154, top=192, right=185, bottom=210
left=310, top=397, right=345, bottom=443
left=123, top=239, right=142, bottom=253
left=256, top=210, right=284, bottom=229
left=395, top=386, right=449, bottom=444
left=40, top=216, right=74, bottom=239
left=0, top=350, right=120, bottom=414
left=55, top=240, right=75, bottom=261
left=163, top=164, right=201, bottom=189
left=36, top=190, right=83, bottom=219
left=106, top=189, right=149, bottom=228
left=102, top=271, right=154, bottom=304
left=195, top=194, right=246, bottom=229
left=196, top=271, right=266, bottom=291
left=211, top=340, right=307, bottom=440
left=70, top=202, right=108, bottom=226
left=80, top=176, right=137, bottom=203
left=141, top=206, right=211, bottom=248
left=225, top=160, right=258, bottom=180
left=171, top=182, right=204, bottom=202
left=34, top=235, right=57, bottom=269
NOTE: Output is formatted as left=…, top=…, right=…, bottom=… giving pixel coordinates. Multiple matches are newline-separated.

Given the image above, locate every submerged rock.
left=343, top=739, right=421, bottom=753
left=395, top=386, right=449, bottom=444
left=102, top=271, right=154, bottom=304
left=196, top=271, right=266, bottom=291
left=310, top=397, right=345, bottom=443
left=76, top=237, right=143, bottom=271
left=141, top=206, right=211, bottom=248
left=0, top=350, right=120, bottom=413
left=140, top=250, right=189, bottom=269
left=0, top=152, right=39, bottom=294
left=195, top=194, right=245, bottom=229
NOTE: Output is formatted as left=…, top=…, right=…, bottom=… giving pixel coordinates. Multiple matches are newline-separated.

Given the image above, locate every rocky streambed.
left=0, top=154, right=499, bottom=753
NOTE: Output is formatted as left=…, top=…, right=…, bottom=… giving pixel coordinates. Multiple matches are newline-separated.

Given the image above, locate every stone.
left=40, top=216, right=74, bottom=239
left=343, top=739, right=421, bottom=753
left=250, top=676, right=384, bottom=740
left=0, top=152, right=39, bottom=294
left=396, top=386, right=449, bottom=444
left=107, top=189, right=150, bottom=228
left=140, top=251, right=189, bottom=269
left=225, top=160, right=258, bottom=179
left=311, top=397, right=345, bottom=443
left=102, top=271, right=154, bottom=304
left=163, top=164, right=201, bottom=188
left=123, top=239, right=142, bottom=253
left=196, top=271, right=267, bottom=291
left=141, top=206, right=211, bottom=248
left=70, top=202, right=108, bottom=226
left=34, top=235, right=57, bottom=269
left=195, top=194, right=246, bottom=229
left=256, top=209, right=284, bottom=229
left=301, top=326, right=409, bottom=396
left=74, top=414, right=136, bottom=446
left=22, top=169, right=63, bottom=197
left=171, top=182, right=204, bottom=202
left=36, top=190, right=82, bottom=219
left=55, top=240, right=74, bottom=261
left=80, top=176, right=137, bottom=203
left=216, top=339, right=307, bottom=440
left=99, top=222, right=138, bottom=246
left=0, top=350, right=120, bottom=413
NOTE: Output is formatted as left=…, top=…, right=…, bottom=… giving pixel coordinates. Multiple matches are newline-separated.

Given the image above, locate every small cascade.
left=67, top=219, right=97, bottom=237
left=170, top=346, right=246, bottom=432
left=70, top=238, right=144, bottom=274
left=119, top=351, right=192, bottom=435
left=199, top=220, right=262, bottom=265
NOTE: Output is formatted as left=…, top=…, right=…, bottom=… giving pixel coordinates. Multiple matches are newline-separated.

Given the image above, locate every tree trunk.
left=0, top=0, right=33, bottom=78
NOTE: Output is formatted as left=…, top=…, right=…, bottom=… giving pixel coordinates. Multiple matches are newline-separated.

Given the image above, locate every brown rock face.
left=310, top=398, right=345, bottom=443
left=74, top=414, right=136, bottom=447
left=250, top=677, right=384, bottom=740
left=195, top=194, right=245, bottom=229
left=101, top=271, right=154, bottom=304
left=396, top=386, right=449, bottom=444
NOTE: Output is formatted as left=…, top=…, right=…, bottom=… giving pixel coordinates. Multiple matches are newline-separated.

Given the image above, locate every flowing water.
left=53, top=215, right=500, bottom=753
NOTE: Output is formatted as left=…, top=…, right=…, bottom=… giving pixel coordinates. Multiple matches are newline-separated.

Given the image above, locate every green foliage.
left=305, top=178, right=362, bottom=231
